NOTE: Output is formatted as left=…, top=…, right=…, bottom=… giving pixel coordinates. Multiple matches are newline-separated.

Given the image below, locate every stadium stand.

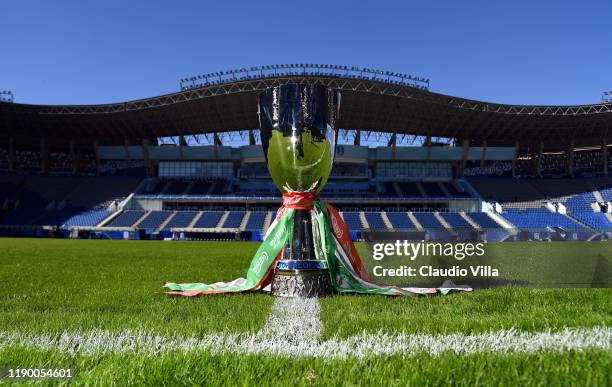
left=341, top=212, right=364, bottom=230
left=2, top=64, right=612, bottom=245
left=439, top=212, right=472, bottom=228
left=420, top=182, right=445, bottom=197
left=137, top=211, right=172, bottom=230
left=188, top=181, right=214, bottom=195
left=501, top=209, right=585, bottom=230
left=209, top=180, right=228, bottom=195
left=164, top=181, right=189, bottom=195
left=412, top=212, right=444, bottom=228
left=385, top=212, right=416, bottom=229
left=396, top=182, right=422, bottom=197
left=363, top=212, right=388, bottom=230
left=569, top=212, right=612, bottom=230
left=442, top=182, right=464, bottom=197
left=467, top=212, right=503, bottom=229
left=379, top=182, right=398, bottom=197
left=564, top=192, right=597, bottom=212
left=163, top=211, right=198, bottom=229
left=193, top=211, right=224, bottom=228
left=598, top=187, right=612, bottom=202
left=245, top=212, right=267, bottom=231
left=105, top=211, right=145, bottom=228
left=222, top=211, right=245, bottom=228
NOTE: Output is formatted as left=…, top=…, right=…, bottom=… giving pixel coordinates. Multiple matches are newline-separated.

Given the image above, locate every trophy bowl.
left=258, top=83, right=340, bottom=194
left=258, top=83, right=340, bottom=297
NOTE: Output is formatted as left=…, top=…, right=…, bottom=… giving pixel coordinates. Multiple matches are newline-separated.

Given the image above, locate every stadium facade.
left=1, top=64, right=611, bottom=241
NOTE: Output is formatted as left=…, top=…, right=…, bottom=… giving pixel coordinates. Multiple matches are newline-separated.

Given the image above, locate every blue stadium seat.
left=439, top=212, right=472, bottom=228
left=565, top=192, right=596, bottom=212
left=570, top=212, right=612, bottom=230
left=163, top=211, right=198, bottom=229
left=600, top=187, right=612, bottom=202
left=245, top=212, right=267, bottom=231
left=412, top=212, right=444, bottom=228
left=342, top=212, right=364, bottom=230
left=193, top=211, right=224, bottom=228
left=137, top=211, right=172, bottom=230
left=502, top=209, right=585, bottom=230
left=466, top=212, right=501, bottom=229
left=63, top=209, right=111, bottom=227
left=386, top=212, right=415, bottom=229
left=105, top=211, right=145, bottom=227
left=364, top=212, right=388, bottom=230
left=222, top=211, right=245, bottom=228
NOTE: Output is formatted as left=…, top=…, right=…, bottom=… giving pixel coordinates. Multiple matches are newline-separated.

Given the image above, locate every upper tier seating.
left=165, top=181, right=189, bottom=195
left=188, top=181, right=213, bottom=195
left=139, top=180, right=165, bottom=194
left=442, top=182, right=469, bottom=197
left=396, top=182, right=422, bottom=197
left=363, top=212, right=387, bottom=230
left=420, top=182, right=445, bottom=197
left=439, top=212, right=472, bottom=228
left=468, top=178, right=542, bottom=202
left=209, top=180, right=228, bottom=195
left=380, top=182, right=398, bottom=197
left=105, top=211, right=145, bottom=227
left=528, top=179, right=593, bottom=199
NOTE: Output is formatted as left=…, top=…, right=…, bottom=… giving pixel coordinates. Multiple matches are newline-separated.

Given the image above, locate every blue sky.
left=1, top=0, right=611, bottom=106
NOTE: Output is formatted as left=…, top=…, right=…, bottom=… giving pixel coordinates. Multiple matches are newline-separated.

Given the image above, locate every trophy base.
left=270, top=270, right=334, bottom=298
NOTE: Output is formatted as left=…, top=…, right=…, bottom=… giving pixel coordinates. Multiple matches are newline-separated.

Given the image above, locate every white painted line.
left=256, top=297, right=322, bottom=344
left=0, top=326, right=610, bottom=359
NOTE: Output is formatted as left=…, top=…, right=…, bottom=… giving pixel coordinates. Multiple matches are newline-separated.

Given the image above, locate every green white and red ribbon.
left=164, top=192, right=472, bottom=296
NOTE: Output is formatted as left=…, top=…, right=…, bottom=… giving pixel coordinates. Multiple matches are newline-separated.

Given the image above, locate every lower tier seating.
left=105, top=211, right=145, bottom=228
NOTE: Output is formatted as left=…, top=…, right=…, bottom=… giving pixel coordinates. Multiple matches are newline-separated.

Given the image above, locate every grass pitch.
left=0, top=238, right=611, bottom=386
left=0, top=239, right=273, bottom=336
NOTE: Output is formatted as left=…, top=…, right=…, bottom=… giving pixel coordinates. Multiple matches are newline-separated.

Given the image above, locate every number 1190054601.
left=0, top=367, right=75, bottom=380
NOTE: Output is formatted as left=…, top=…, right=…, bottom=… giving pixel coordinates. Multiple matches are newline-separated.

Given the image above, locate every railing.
left=179, top=64, right=429, bottom=91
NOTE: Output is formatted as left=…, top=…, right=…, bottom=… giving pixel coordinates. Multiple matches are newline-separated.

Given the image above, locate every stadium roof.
left=1, top=64, right=611, bottom=149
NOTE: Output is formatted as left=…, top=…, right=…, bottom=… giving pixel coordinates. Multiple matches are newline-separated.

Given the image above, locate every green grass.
left=0, top=238, right=611, bottom=385
left=1, top=348, right=611, bottom=386
left=0, top=238, right=273, bottom=336
left=320, top=288, right=612, bottom=339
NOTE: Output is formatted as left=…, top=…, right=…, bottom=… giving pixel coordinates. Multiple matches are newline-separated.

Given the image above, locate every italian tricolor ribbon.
left=164, top=193, right=471, bottom=296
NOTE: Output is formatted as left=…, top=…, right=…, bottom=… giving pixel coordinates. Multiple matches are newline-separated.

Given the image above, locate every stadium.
left=1, top=63, right=611, bottom=240
left=1, top=64, right=611, bottom=385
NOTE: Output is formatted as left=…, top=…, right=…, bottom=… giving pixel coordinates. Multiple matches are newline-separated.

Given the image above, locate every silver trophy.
left=258, top=83, right=340, bottom=297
